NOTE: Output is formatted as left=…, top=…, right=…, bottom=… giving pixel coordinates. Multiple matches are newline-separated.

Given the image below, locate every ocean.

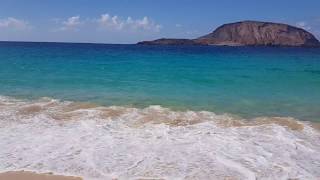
left=0, top=41, right=320, bottom=179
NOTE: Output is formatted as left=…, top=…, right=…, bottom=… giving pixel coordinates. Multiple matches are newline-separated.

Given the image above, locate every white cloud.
left=296, top=21, right=311, bottom=31
left=97, top=14, right=161, bottom=32
left=57, top=16, right=83, bottom=31
left=97, top=14, right=125, bottom=30
left=0, top=17, right=31, bottom=30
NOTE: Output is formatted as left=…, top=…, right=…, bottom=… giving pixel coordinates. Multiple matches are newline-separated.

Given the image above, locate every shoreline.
left=0, top=171, right=82, bottom=180
left=0, top=95, right=319, bottom=130
left=1, top=95, right=320, bottom=179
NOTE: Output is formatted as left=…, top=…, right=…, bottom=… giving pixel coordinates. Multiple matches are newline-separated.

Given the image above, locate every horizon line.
left=0, top=40, right=136, bottom=45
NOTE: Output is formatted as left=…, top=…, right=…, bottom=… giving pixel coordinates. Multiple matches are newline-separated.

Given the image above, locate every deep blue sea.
left=0, top=41, right=320, bottom=121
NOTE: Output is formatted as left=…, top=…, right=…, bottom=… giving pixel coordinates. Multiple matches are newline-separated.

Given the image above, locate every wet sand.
left=0, top=171, right=82, bottom=180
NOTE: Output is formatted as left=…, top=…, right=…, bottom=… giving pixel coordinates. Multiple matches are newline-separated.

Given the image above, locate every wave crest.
left=0, top=96, right=320, bottom=179
left=0, top=96, right=312, bottom=131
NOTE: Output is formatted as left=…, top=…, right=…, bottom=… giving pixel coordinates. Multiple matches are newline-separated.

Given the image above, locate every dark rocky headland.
left=138, top=21, right=320, bottom=47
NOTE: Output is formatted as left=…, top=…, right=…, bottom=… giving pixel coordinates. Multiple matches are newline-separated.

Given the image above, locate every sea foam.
left=0, top=96, right=319, bottom=180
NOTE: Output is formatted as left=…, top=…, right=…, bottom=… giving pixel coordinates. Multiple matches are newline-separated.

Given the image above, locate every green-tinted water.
left=0, top=42, right=319, bottom=121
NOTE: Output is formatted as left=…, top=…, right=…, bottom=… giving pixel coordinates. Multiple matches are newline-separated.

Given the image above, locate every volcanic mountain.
left=138, top=21, right=320, bottom=47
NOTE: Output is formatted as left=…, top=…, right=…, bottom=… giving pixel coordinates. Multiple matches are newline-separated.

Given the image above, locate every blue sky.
left=0, top=0, right=319, bottom=43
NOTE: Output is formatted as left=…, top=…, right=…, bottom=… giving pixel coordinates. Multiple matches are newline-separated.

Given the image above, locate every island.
left=137, top=38, right=202, bottom=45
left=137, top=21, right=320, bottom=47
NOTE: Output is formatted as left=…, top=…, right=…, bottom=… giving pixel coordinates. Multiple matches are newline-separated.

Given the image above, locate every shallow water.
left=0, top=96, right=320, bottom=179
left=0, top=42, right=320, bottom=121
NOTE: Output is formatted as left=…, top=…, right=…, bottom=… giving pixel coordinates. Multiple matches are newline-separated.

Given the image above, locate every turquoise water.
left=0, top=42, right=319, bottom=121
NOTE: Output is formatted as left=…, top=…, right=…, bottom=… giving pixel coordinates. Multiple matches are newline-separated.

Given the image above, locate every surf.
left=0, top=96, right=319, bottom=179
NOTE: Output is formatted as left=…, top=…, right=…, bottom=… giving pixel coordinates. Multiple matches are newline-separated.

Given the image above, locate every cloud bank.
left=97, top=14, right=161, bottom=32
left=0, top=17, right=31, bottom=30
left=52, top=14, right=162, bottom=34
left=56, top=16, right=83, bottom=31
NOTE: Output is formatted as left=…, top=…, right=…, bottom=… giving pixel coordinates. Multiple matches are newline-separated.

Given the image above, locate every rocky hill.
left=138, top=21, right=320, bottom=47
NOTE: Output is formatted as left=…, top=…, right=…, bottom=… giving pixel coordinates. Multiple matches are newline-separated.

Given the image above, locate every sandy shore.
left=0, top=171, right=82, bottom=180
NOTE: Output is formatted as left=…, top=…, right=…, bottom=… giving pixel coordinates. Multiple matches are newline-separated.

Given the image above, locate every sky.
left=0, top=0, right=320, bottom=44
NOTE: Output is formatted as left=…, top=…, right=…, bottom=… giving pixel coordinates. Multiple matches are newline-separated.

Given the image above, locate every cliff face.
left=138, top=21, right=320, bottom=47
left=196, top=21, right=320, bottom=47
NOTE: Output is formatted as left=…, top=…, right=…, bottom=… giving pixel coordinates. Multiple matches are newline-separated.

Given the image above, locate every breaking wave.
left=0, top=95, right=319, bottom=179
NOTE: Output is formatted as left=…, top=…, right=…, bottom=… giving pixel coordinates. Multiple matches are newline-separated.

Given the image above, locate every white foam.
left=0, top=96, right=319, bottom=180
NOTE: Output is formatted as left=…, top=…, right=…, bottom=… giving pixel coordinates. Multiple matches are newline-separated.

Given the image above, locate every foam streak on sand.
left=0, top=96, right=320, bottom=180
